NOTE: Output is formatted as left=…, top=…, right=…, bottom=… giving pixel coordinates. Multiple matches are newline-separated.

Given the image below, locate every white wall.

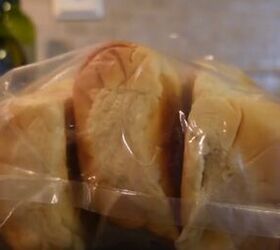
left=22, top=0, right=280, bottom=70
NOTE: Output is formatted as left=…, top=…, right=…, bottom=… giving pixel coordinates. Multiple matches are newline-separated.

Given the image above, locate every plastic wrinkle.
left=119, top=89, right=159, bottom=167
left=179, top=110, right=188, bottom=134
left=121, top=130, right=160, bottom=167
left=187, top=119, right=206, bottom=156
left=0, top=173, right=279, bottom=237
left=0, top=201, right=22, bottom=229
left=191, top=202, right=280, bottom=238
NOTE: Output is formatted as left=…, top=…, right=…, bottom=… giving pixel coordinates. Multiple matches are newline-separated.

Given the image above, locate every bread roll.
left=178, top=61, right=280, bottom=249
left=73, top=42, right=184, bottom=239
left=0, top=81, right=83, bottom=249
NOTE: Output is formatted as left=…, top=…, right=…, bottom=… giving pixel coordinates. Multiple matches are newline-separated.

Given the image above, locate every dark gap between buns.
left=160, top=69, right=194, bottom=232
left=0, top=235, right=12, bottom=250
left=65, top=98, right=82, bottom=181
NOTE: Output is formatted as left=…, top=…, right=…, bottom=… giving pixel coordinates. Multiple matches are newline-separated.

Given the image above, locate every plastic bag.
left=0, top=41, right=279, bottom=250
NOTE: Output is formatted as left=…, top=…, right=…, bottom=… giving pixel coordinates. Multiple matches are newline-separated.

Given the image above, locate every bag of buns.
left=0, top=41, right=279, bottom=250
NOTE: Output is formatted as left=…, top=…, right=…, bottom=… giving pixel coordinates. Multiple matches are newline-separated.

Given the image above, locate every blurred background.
left=1, top=0, right=280, bottom=93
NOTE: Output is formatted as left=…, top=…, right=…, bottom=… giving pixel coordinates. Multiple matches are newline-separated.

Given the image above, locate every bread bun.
left=0, top=84, right=83, bottom=249
left=73, top=42, right=184, bottom=239
left=179, top=60, right=280, bottom=249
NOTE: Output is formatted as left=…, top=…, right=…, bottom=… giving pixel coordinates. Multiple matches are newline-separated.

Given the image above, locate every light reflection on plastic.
left=188, top=135, right=196, bottom=144
left=236, top=152, right=245, bottom=172
left=0, top=203, right=18, bottom=229
left=116, top=189, right=138, bottom=196
left=13, top=167, right=37, bottom=176
left=188, top=120, right=195, bottom=134
left=51, top=194, right=58, bottom=204
left=204, top=55, right=214, bottom=61
left=187, top=120, right=206, bottom=155
left=169, top=33, right=179, bottom=39
left=223, top=121, right=227, bottom=133
left=198, top=134, right=206, bottom=155
left=22, top=169, right=36, bottom=176
left=179, top=110, right=187, bottom=133
left=121, top=131, right=134, bottom=156
left=4, top=81, right=9, bottom=91
left=132, top=66, right=142, bottom=82
left=87, top=176, right=96, bottom=183
left=0, top=50, right=7, bottom=60
left=121, top=128, right=159, bottom=166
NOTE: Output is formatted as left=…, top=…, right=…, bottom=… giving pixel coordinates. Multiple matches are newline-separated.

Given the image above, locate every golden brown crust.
left=73, top=41, right=183, bottom=239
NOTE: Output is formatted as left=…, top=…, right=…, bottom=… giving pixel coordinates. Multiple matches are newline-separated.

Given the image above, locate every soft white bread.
left=73, top=42, right=184, bottom=239
left=0, top=82, right=83, bottom=249
left=178, top=61, right=280, bottom=249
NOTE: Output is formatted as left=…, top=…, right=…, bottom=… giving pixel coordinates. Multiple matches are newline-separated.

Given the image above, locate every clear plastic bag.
left=0, top=41, right=279, bottom=250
